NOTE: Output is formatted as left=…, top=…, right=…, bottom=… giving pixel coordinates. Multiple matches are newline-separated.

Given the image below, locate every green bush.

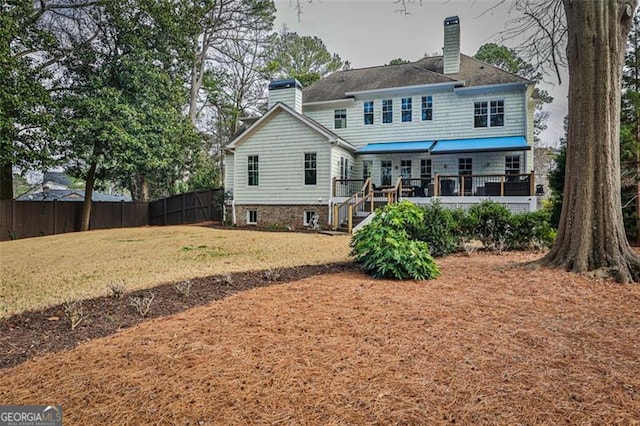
left=507, top=210, right=555, bottom=250
left=350, top=201, right=440, bottom=280
left=414, top=201, right=462, bottom=257
left=467, top=201, right=513, bottom=251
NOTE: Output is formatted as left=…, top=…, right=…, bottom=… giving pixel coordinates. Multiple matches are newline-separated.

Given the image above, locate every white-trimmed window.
left=303, top=211, right=317, bottom=226
left=304, top=152, right=317, bottom=185
left=363, top=160, right=373, bottom=180
left=381, top=160, right=392, bottom=186
left=505, top=155, right=520, bottom=175
left=474, top=100, right=504, bottom=128
left=490, top=100, right=505, bottom=127
left=420, top=159, right=432, bottom=181
left=247, top=210, right=258, bottom=225
left=400, top=160, right=412, bottom=182
left=247, top=155, right=259, bottom=186
left=340, top=157, right=349, bottom=180
left=334, top=108, right=347, bottom=129
left=382, top=99, right=393, bottom=124
left=364, top=101, right=374, bottom=125
left=401, top=97, right=412, bottom=122
left=421, top=96, right=433, bottom=121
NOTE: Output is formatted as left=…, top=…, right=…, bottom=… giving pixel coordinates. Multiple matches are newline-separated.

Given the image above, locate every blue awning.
left=357, top=140, right=434, bottom=154
left=430, top=136, right=530, bottom=155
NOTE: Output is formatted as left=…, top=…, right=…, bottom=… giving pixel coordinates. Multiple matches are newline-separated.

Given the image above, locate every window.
left=334, top=109, right=347, bottom=129
left=420, top=159, right=432, bottom=196
left=247, top=210, right=257, bottom=225
left=490, top=100, right=504, bottom=127
left=304, top=211, right=318, bottom=227
left=382, top=99, right=393, bottom=124
left=420, top=159, right=432, bottom=181
left=505, top=155, right=520, bottom=176
left=459, top=158, right=473, bottom=195
left=400, top=160, right=412, bottom=182
left=459, top=158, right=473, bottom=175
left=247, top=155, right=259, bottom=186
left=381, top=160, right=392, bottom=186
left=340, top=157, right=349, bottom=180
left=474, top=101, right=488, bottom=128
left=364, top=101, right=374, bottom=125
left=304, top=152, right=317, bottom=185
left=362, top=160, right=373, bottom=180
left=401, top=98, right=412, bottom=122
left=421, top=96, right=433, bottom=121
left=474, top=100, right=504, bottom=128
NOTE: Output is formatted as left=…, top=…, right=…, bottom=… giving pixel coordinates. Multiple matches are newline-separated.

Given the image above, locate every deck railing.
left=332, top=178, right=374, bottom=233
left=333, top=171, right=535, bottom=198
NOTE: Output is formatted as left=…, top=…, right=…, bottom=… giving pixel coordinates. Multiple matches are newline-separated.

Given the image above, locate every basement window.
left=247, top=210, right=257, bottom=225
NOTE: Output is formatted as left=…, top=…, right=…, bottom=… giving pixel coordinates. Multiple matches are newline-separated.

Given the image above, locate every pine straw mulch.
left=2, top=252, right=640, bottom=425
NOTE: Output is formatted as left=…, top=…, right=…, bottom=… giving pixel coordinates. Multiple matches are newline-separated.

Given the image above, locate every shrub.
left=508, top=210, right=555, bottom=250
left=414, top=201, right=461, bottom=257
left=468, top=201, right=513, bottom=251
left=350, top=201, right=440, bottom=280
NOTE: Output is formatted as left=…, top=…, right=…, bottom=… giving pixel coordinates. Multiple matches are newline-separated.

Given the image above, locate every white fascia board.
left=302, top=98, right=355, bottom=109
left=344, top=81, right=463, bottom=98
left=227, top=102, right=340, bottom=149
left=454, top=82, right=531, bottom=95
left=332, top=139, right=357, bottom=153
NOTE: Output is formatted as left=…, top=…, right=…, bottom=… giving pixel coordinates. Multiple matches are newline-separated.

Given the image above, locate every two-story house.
left=225, top=16, right=538, bottom=230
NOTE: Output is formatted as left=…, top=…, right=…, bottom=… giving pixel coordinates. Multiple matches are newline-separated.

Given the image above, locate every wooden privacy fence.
left=0, top=189, right=223, bottom=241
left=149, top=189, right=223, bottom=226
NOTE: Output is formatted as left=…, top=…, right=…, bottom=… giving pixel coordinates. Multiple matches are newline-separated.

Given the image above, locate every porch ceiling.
left=430, top=136, right=530, bottom=155
left=356, top=140, right=434, bottom=155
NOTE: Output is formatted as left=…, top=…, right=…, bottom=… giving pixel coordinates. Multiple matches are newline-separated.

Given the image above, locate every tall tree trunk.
left=543, top=0, right=640, bottom=282
left=81, top=159, right=97, bottom=232
left=0, top=160, right=12, bottom=200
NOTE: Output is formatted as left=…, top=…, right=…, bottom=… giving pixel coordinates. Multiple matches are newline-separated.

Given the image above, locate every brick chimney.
left=268, top=79, right=303, bottom=113
left=443, top=16, right=460, bottom=74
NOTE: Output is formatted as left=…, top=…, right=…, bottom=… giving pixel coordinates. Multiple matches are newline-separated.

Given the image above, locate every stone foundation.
left=232, top=204, right=330, bottom=230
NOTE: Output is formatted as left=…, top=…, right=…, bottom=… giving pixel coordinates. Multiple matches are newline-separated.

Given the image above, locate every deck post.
left=332, top=204, right=338, bottom=230
left=348, top=205, right=353, bottom=233
left=434, top=174, right=439, bottom=197
left=500, top=176, right=505, bottom=196
left=529, top=170, right=535, bottom=196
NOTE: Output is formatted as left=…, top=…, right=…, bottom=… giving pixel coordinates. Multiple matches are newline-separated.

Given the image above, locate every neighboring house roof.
left=42, top=171, right=73, bottom=188
left=17, top=189, right=131, bottom=202
left=226, top=102, right=357, bottom=153
left=303, top=54, right=533, bottom=103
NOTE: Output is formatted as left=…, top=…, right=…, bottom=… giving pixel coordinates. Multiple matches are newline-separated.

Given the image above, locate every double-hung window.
left=474, top=102, right=488, bottom=128
left=505, top=155, right=520, bottom=176
left=340, top=157, right=349, bottom=180
left=490, top=100, right=504, bottom=127
left=247, top=155, right=259, bottom=186
left=304, top=153, right=317, bottom=185
left=362, top=160, right=373, bottom=180
left=474, top=100, right=504, bottom=128
left=334, top=109, right=347, bottom=129
left=421, top=96, right=433, bottom=121
left=363, top=101, right=374, bottom=125
left=401, top=98, right=412, bottom=122
left=382, top=99, right=393, bottom=124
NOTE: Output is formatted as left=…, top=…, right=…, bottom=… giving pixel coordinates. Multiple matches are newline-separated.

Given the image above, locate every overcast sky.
left=273, top=0, right=568, bottom=147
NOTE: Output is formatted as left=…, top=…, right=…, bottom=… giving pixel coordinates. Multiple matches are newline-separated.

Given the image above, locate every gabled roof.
left=303, top=54, right=533, bottom=103
left=226, top=102, right=357, bottom=153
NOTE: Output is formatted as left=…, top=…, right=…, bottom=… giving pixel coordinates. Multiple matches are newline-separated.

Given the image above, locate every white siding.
left=304, top=88, right=528, bottom=149
left=224, top=152, right=234, bottom=194
left=233, top=112, right=333, bottom=204
left=268, top=87, right=303, bottom=113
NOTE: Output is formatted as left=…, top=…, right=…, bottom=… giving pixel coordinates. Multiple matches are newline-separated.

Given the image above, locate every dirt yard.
left=2, top=252, right=639, bottom=424
left=0, top=225, right=351, bottom=318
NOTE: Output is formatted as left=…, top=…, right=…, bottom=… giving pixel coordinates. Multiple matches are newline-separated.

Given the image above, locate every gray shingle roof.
left=303, top=54, right=532, bottom=103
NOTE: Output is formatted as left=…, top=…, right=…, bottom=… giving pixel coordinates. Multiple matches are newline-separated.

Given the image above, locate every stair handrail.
left=332, top=178, right=373, bottom=232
